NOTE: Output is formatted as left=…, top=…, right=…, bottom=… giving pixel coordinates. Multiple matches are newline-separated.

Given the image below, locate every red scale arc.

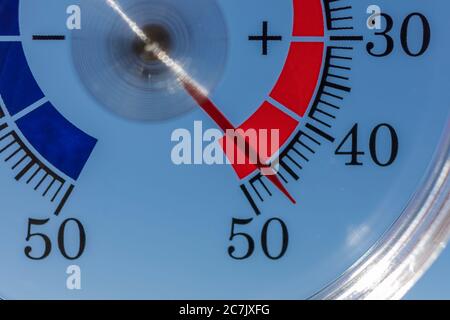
left=270, top=42, right=324, bottom=117
left=221, top=0, right=325, bottom=180
left=293, top=0, right=325, bottom=37
left=220, top=101, right=299, bottom=179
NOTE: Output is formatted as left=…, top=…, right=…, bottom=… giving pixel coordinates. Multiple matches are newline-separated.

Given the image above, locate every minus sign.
left=330, top=35, right=364, bottom=42
left=32, top=35, right=66, bottom=41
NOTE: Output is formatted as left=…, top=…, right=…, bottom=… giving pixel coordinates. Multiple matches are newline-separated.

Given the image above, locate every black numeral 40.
left=335, top=123, right=399, bottom=167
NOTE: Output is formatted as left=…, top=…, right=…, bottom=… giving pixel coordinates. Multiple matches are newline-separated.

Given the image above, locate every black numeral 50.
left=228, top=217, right=289, bottom=260
left=25, top=218, right=86, bottom=260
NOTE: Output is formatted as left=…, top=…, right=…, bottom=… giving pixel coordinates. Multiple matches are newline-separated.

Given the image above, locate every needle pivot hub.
left=134, top=24, right=172, bottom=62
left=71, top=0, right=228, bottom=121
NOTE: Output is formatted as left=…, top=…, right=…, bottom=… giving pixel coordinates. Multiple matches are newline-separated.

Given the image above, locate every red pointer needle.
left=181, top=79, right=296, bottom=204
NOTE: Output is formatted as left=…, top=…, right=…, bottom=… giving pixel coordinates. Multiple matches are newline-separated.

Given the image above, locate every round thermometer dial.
left=0, top=0, right=448, bottom=299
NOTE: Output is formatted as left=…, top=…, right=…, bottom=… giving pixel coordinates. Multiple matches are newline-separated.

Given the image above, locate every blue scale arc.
left=16, top=103, right=97, bottom=180
left=0, top=42, right=45, bottom=115
left=0, top=0, right=20, bottom=36
left=0, top=0, right=97, bottom=181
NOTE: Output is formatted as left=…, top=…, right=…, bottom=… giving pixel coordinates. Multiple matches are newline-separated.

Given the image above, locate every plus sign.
left=248, top=21, right=282, bottom=55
